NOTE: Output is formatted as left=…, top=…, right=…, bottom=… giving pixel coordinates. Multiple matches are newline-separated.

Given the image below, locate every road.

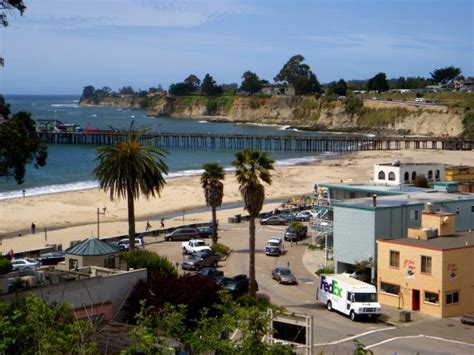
left=146, top=221, right=474, bottom=354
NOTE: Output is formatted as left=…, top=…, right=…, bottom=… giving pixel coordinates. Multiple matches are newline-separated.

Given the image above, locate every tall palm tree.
left=232, top=149, right=274, bottom=297
left=200, top=162, right=225, bottom=245
left=93, top=124, right=168, bottom=251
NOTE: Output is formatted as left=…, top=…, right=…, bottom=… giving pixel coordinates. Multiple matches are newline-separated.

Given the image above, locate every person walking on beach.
left=22, top=189, right=26, bottom=197
left=31, top=223, right=36, bottom=235
left=160, top=218, right=165, bottom=228
left=145, top=221, right=152, bottom=231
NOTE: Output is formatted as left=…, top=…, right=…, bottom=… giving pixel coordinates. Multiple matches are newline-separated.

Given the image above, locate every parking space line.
left=364, top=334, right=474, bottom=350
left=313, top=327, right=396, bottom=346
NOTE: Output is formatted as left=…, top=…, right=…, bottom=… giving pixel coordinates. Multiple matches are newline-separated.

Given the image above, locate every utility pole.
left=96, top=207, right=107, bottom=238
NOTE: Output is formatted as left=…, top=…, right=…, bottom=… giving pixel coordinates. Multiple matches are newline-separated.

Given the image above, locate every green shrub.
left=0, top=256, right=12, bottom=274
left=122, top=250, right=177, bottom=278
left=210, top=243, right=231, bottom=257
left=344, top=96, right=364, bottom=115
left=462, top=111, right=474, bottom=137
left=315, top=266, right=334, bottom=275
left=357, top=107, right=411, bottom=127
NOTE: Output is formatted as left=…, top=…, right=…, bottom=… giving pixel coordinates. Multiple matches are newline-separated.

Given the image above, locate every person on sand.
left=160, top=218, right=165, bottom=228
left=145, top=221, right=152, bottom=231
left=22, top=189, right=26, bottom=197
left=31, top=222, right=36, bottom=235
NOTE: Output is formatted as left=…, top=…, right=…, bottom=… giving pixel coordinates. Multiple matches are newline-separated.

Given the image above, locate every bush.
left=344, top=96, right=364, bottom=115
left=289, top=221, right=305, bottom=232
left=121, top=250, right=177, bottom=278
left=0, top=256, right=12, bottom=274
left=462, top=111, right=474, bottom=137
left=315, top=266, right=334, bottom=275
left=414, top=174, right=429, bottom=188
left=125, top=274, right=222, bottom=324
left=210, top=243, right=230, bottom=257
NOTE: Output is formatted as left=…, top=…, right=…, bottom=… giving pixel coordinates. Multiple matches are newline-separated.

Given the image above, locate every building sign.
left=403, top=259, right=416, bottom=279
left=447, top=263, right=457, bottom=280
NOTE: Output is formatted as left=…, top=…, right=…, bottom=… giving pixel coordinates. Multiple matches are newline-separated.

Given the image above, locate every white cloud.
left=21, top=0, right=258, bottom=28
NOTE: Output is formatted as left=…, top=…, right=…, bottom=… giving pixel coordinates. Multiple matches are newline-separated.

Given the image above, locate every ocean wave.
left=198, top=120, right=208, bottom=123
left=278, top=125, right=291, bottom=130
left=274, top=152, right=338, bottom=167
left=51, top=103, right=80, bottom=108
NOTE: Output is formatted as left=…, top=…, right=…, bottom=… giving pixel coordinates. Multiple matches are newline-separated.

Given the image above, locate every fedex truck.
left=316, top=274, right=381, bottom=321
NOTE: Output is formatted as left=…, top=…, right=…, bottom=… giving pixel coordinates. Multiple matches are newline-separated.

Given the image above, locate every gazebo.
left=65, top=239, right=120, bottom=270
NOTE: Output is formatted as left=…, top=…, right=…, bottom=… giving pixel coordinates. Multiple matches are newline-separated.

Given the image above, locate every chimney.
left=372, top=194, right=377, bottom=207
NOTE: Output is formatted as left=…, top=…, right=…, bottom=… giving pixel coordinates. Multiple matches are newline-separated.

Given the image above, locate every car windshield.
left=354, top=293, right=377, bottom=302
left=225, top=283, right=237, bottom=290
left=279, top=269, right=291, bottom=275
left=267, top=242, right=279, bottom=247
left=195, top=241, right=205, bottom=246
left=188, top=254, right=202, bottom=260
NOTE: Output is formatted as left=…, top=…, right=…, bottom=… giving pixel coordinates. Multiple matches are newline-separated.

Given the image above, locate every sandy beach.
left=1, top=149, right=473, bottom=254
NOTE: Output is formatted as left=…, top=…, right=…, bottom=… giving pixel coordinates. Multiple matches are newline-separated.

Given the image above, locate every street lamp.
left=96, top=207, right=107, bottom=238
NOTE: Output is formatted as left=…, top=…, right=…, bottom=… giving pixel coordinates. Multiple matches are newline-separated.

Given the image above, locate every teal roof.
left=433, top=181, right=459, bottom=186
left=66, top=238, right=119, bottom=256
left=318, top=183, right=403, bottom=196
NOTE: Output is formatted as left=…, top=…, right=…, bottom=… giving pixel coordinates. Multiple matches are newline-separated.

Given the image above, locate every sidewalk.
left=301, top=247, right=333, bottom=278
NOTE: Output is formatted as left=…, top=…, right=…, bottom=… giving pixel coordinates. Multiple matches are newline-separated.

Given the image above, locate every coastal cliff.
left=80, top=95, right=468, bottom=136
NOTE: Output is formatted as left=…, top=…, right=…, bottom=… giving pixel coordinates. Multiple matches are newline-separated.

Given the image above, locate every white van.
left=316, top=274, right=381, bottom=321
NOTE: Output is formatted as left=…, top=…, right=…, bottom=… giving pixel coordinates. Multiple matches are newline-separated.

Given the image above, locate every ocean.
left=0, top=95, right=338, bottom=200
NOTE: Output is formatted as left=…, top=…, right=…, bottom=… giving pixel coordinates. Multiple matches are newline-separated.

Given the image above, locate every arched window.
left=412, top=171, right=417, bottom=181
left=378, top=171, right=386, bottom=180
left=404, top=172, right=410, bottom=182
left=428, top=170, right=433, bottom=180
left=435, top=170, right=440, bottom=180
left=388, top=171, right=396, bottom=181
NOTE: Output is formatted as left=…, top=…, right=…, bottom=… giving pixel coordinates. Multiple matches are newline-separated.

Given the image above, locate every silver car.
left=272, top=267, right=297, bottom=285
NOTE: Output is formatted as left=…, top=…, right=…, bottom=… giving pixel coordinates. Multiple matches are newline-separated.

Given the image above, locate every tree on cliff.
left=201, top=74, right=222, bottom=96
left=81, top=85, right=96, bottom=100
left=367, top=72, right=389, bottom=92
left=240, top=71, right=265, bottom=95
left=274, top=55, right=321, bottom=95
left=430, top=66, right=462, bottom=85
left=1, top=0, right=26, bottom=66
left=327, top=79, right=348, bottom=96
left=184, top=74, right=201, bottom=93
left=169, top=82, right=190, bottom=96
left=93, top=123, right=168, bottom=251
left=119, top=86, right=135, bottom=95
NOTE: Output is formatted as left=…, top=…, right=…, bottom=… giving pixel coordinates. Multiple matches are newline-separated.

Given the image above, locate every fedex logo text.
left=320, top=275, right=343, bottom=298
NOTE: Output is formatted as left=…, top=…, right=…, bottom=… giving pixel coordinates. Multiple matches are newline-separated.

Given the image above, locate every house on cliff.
left=260, top=84, right=295, bottom=96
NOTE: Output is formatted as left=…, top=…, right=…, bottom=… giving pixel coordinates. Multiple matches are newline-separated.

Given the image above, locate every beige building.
left=65, top=238, right=120, bottom=270
left=377, top=212, right=474, bottom=318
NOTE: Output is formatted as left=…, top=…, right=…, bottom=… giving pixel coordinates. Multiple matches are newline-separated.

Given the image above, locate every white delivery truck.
left=317, top=274, right=381, bottom=321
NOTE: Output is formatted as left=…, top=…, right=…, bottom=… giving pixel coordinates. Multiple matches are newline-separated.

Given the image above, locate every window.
left=378, top=171, right=386, bottom=180
left=410, top=210, right=419, bottom=221
left=380, top=282, right=400, bottom=295
left=471, top=205, right=474, bottom=213
left=412, top=171, right=417, bottom=181
left=388, top=171, right=396, bottom=181
left=446, top=291, right=460, bottom=305
left=389, top=250, right=400, bottom=268
left=435, top=169, right=440, bottom=180
left=404, top=172, right=409, bottom=182
left=69, top=259, right=78, bottom=270
left=428, top=170, right=433, bottom=180
left=421, top=256, right=432, bottom=274
left=424, top=291, right=439, bottom=304
left=104, top=256, right=115, bottom=269
left=456, top=206, right=461, bottom=215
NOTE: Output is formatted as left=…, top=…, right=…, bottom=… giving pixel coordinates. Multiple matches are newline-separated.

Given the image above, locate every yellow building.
left=445, top=165, right=474, bottom=182
left=377, top=213, right=474, bottom=318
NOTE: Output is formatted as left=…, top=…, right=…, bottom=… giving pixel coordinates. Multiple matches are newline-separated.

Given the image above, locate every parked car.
left=196, top=267, right=224, bottom=279
left=461, top=313, right=474, bottom=325
left=265, top=237, right=283, bottom=256
left=11, top=258, right=40, bottom=271
left=272, top=267, right=297, bottom=285
left=36, top=252, right=65, bottom=266
left=284, top=224, right=308, bottom=241
left=221, top=274, right=250, bottom=296
left=197, top=226, right=213, bottom=238
left=260, top=215, right=291, bottom=225
left=118, top=238, right=144, bottom=251
left=165, top=227, right=201, bottom=241
left=182, top=239, right=210, bottom=254
left=181, top=250, right=220, bottom=271
left=294, top=210, right=315, bottom=221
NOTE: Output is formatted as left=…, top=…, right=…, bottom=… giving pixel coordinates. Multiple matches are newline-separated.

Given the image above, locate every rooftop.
left=332, top=191, right=474, bottom=210
left=376, top=162, right=443, bottom=167
left=318, top=182, right=425, bottom=195
left=65, top=238, right=119, bottom=256
left=378, top=230, right=474, bottom=251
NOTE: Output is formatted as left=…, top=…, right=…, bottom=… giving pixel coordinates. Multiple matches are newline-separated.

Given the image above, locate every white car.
left=182, top=239, right=210, bottom=254
left=11, top=258, right=39, bottom=271
left=118, top=238, right=144, bottom=251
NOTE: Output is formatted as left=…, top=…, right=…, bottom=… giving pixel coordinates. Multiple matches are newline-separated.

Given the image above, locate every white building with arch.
left=374, top=162, right=445, bottom=186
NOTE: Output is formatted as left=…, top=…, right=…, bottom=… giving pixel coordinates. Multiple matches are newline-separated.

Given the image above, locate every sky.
left=0, top=0, right=473, bottom=95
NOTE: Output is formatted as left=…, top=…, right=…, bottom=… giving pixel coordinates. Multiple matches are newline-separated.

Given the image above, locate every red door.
left=412, top=289, right=420, bottom=311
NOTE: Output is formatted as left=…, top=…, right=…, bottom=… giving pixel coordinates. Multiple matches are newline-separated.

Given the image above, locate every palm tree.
left=93, top=124, right=168, bottom=251
left=232, top=149, right=274, bottom=297
left=200, top=162, right=225, bottom=245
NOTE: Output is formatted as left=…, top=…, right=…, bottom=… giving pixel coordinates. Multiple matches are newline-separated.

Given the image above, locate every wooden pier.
left=38, top=132, right=474, bottom=152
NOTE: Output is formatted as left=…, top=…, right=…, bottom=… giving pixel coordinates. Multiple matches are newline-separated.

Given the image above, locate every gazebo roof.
left=65, top=238, right=120, bottom=256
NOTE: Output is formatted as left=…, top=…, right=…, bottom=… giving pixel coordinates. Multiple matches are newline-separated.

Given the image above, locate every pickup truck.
left=182, top=239, right=211, bottom=254
left=181, top=250, right=220, bottom=271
